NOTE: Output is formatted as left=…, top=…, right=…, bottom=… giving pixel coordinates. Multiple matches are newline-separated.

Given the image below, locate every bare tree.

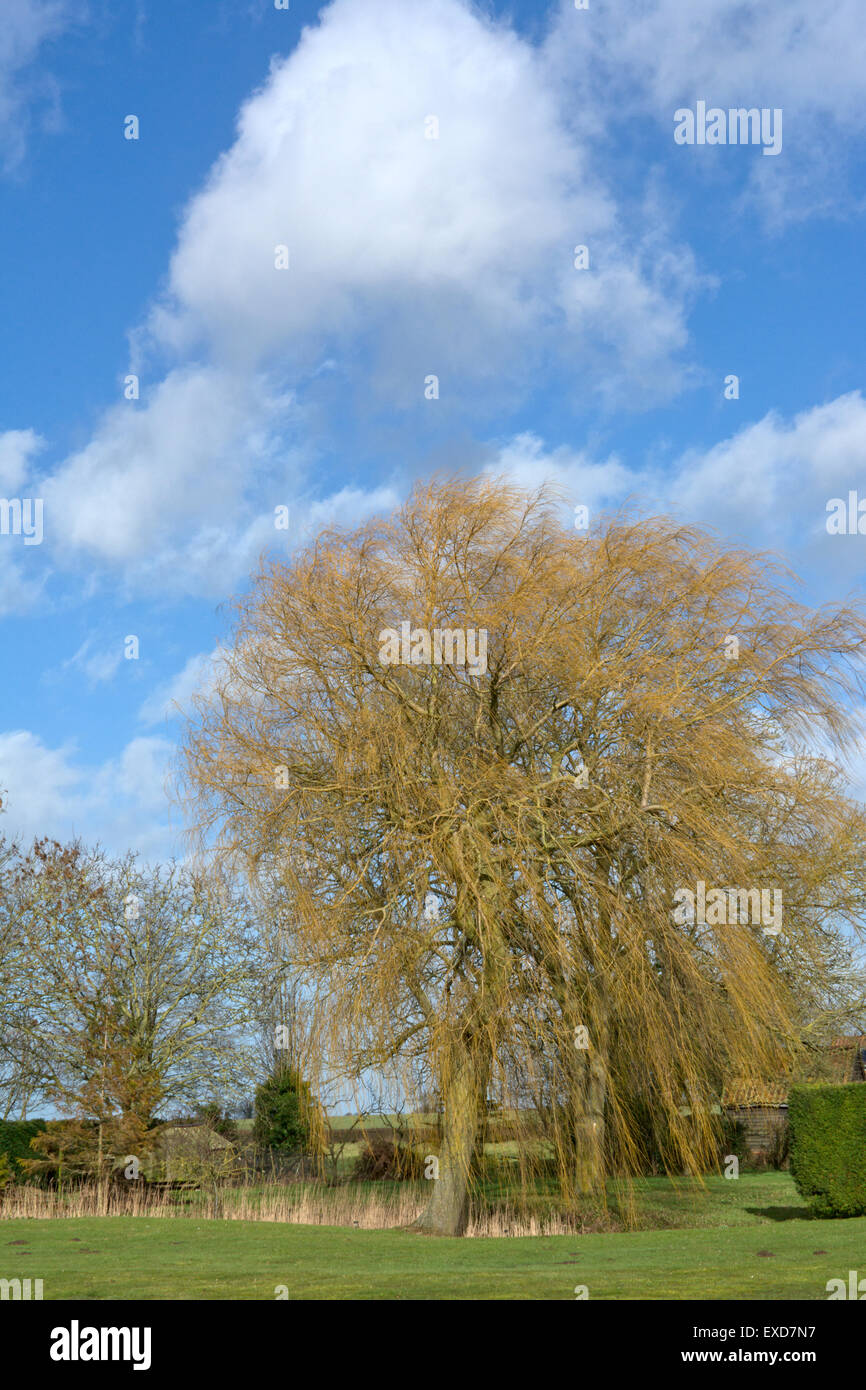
left=5, top=840, right=259, bottom=1133
left=0, top=835, right=42, bottom=1119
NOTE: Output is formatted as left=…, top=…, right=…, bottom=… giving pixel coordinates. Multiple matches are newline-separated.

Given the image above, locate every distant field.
left=2, top=1208, right=861, bottom=1300
left=327, top=1114, right=440, bottom=1131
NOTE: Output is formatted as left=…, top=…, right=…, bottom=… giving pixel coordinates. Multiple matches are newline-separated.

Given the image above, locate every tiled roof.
left=826, top=1035, right=866, bottom=1081
left=721, top=1078, right=790, bottom=1108
left=723, top=1037, right=866, bottom=1106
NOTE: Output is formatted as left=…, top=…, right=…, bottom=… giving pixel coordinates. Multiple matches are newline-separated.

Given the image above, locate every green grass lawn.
left=1, top=1212, right=861, bottom=1300
left=458, top=1167, right=813, bottom=1230
left=1, top=1174, right=862, bottom=1300
left=605, top=1170, right=814, bottom=1230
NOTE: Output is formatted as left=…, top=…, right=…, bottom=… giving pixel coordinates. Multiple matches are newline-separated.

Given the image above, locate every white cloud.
left=548, top=0, right=866, bottom=116
left=43, top=367, right=294, bottom=567
left=151, top=0, right=698, bottom=392
left=0, top=0, right=75, bottom=170
left=139, top=650, right=221, bottom=727
left=0, top=555, right=45, bottom=615
left=0, top=730, right=80, bottom=836
left=0, top=428, right=43, bottom=490
left=298, top=483, right=403, bottom=539
left=40, top=367, right=314, bottom=596
left=60, top=636, right=124, bottom=687
left=41, top=0, right=703, bottom=593
left=544, top=0, right=866, bottom=227
left=0, top=729, right=177, bottom=859
left=663, top=392, right=866, bottom=575
left=0, top=430, right=49, bottom=614
left=490, top=391, right=866, bottom=590
left=487, top=431, right=631, bottom=510
left=153, top=0, right=600, bottom=367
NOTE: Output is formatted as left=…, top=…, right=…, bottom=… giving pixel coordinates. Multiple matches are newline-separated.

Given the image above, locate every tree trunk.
left=573, top=991, right=609, bottom=1195
left=414, top=838, right=502, bottom=1235
left=413, top=1044, right=483, bottom=1235
left=573, top=863, right=612, bottom=1195
left=574, top=1045, right=608, bottom=1193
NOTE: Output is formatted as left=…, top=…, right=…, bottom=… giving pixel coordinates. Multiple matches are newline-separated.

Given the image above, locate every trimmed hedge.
left=0, top=1118, right=48, bottom=1180
left=789, top=1084, right=866, bottom=1217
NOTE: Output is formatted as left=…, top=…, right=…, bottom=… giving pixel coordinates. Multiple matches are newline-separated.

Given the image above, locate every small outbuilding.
left=722, top=1035, right=866, bottom=1156
left=721, top=1077, right=789, bottom=1153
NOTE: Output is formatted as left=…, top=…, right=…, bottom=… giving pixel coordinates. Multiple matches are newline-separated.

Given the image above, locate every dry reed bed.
left=0, top=1181, right=592, bottom=1237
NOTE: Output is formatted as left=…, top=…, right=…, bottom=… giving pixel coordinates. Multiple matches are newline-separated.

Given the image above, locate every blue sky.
left=2, top=0, right=866, bottom=860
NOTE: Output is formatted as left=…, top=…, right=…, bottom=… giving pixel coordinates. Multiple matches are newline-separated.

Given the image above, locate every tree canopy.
left=179, top=476, right=866, bottom=1232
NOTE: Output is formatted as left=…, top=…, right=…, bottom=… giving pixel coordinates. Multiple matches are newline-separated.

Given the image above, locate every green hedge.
left=0, top=1119, right=48, bottom=1180
left=789, top=1084, right=866, bottom=1217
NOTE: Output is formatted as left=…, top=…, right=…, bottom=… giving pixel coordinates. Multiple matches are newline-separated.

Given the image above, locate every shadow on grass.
left=745, top=1205, right=817, bottom=1222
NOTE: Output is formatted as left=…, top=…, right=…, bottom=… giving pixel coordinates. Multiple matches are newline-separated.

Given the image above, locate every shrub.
left=352, top=1133, right=425, bottom=1181
left=253, top=1067, right=320, bottom=1154
left=0, top=1119, right=48, bottom=1181
left=19, top=1119, right=99, bottom=1184
left=767, top=1119, right=790, bottom=1171
left=626, top=1098, right=667, bottom=1175
left=720, top=1117, right=750, bottom=1167
left=20, top=1117, right=158, bottom=1185
left=152, top=1124, right=241, bottom=1186
left=789, top=1083, right=866, bottom=1217
left=196, top=1103, right=238, bottom=1141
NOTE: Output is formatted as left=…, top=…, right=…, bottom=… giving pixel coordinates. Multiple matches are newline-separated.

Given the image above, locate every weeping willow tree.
left=179, top=476, right=866, bottom=1234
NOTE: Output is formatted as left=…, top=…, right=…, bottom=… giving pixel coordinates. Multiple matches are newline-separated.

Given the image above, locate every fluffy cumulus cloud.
left=489, top=391, right=866, bottom=591
left=0, top=729, right=177, bottom=859
left=486, top=431, right=631, bottom=511
left=151, top=0, right=695, bottom=389
left=664, top=392, right=866, bottom=553
left=41, top=0, right=702, bottom=592
left=42, top=366, right=300, bottom=580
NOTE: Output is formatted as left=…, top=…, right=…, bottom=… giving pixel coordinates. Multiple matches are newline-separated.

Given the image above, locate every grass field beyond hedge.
left=2, top=1172, right=864, bottom=1300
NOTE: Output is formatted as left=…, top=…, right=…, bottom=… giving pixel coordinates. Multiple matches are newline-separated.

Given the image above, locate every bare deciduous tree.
left=5, top=840, right=258, bottom=1137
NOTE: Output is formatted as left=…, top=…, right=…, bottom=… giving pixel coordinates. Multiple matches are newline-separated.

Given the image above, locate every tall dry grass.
left=0, top=1179, right=597, bottom=1237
